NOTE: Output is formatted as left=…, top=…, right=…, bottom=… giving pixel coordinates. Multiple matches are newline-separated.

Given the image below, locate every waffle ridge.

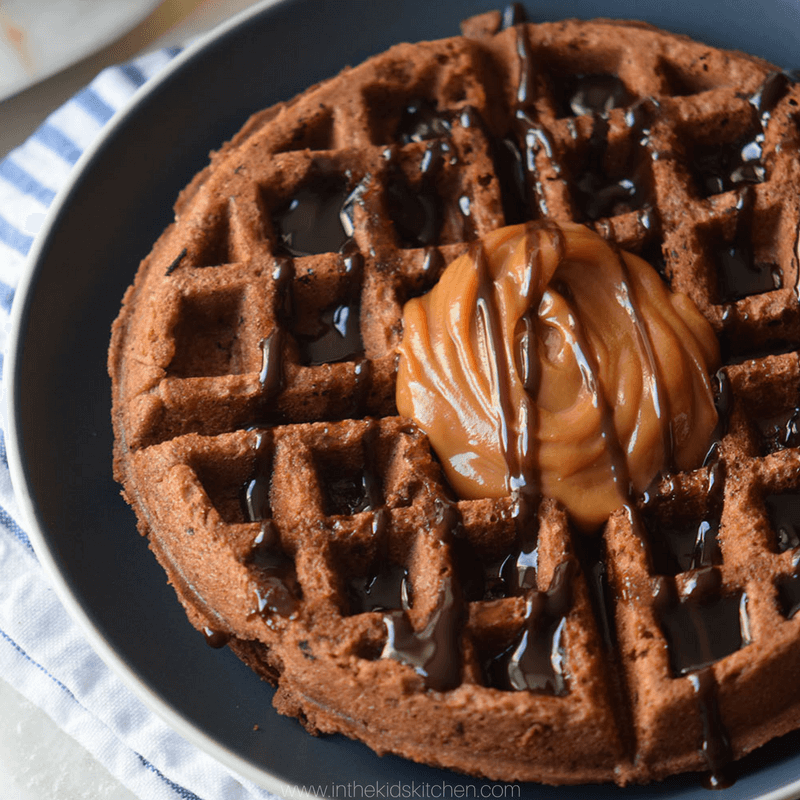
left=110, top=13, right=800, bottom=785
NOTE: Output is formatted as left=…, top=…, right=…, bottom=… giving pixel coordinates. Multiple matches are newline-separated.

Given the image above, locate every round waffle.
left=109, top=9, right=800, bottom=786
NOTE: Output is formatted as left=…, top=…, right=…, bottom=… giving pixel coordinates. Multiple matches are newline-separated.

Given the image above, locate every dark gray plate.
left=7, top=0, right=800, bottom=797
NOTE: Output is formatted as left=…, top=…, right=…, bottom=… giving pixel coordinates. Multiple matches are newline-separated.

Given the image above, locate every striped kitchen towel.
left=0, top=47, right=279, bottom=800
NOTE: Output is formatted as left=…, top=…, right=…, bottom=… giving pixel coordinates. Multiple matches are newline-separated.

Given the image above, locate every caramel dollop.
left=396, top=221, right=719, bottom=529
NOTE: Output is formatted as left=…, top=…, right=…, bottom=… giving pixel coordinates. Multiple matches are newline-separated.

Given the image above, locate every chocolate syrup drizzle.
left=165, top=247, right=188, bottom=276
left=320, top=421, right=382, bottom=517
left=573, top=101, right=654, bottom=222
left=248, top=520, right=301, bottom=618
left=257, top=258, right=294, bottom=407
left=777, top=568, right=800, bottom=619
left=505, top=7, right=650, bottom=226
left=715, top=186, right=781, bottom=303
left=386, top=140, right=458, bottom=248
left=487, top=558, right=577, bottom=692
left=395, top=98, right=452, bottom=144
left=500, top=2, right=526, bottom=30
left=382, top=575, right=462, bottom=692
left=653, top=565, right=750, bottom=786
left=558, top=74, right=632, bottom=118
left=350, top=562, right=410, bottom=614
left=262, top=185, right=370, bottom=409
left=642, top=463, right=725, bottom=576
left=764, top=492, right=800, bottom=552
left=546, top=256, right=646, bottom=507
left=693, top=71, right=790, bottom=198
left=691, top=668, right=735, bottom=789
left=316, top=423, right=410, bottom=616
left=241, top=431, right=301, bottom=618
left=711, top=72, right=796, bottom=311
left=703, top=370, right=732, bottom=465
left=507, top=25, right=557, bottom=219
left=315, top=425, right=465, bottom=689
left=470, top=234, right=542, bottom=590
left=273, top=178, right=353, bottom=257
left=298, top=250, right=365, bottom=366
left=381, top=499, right=464, bottom=691
left=756, top=406, right=800, bottom=456
left=202, top=627, right=231, bottom=648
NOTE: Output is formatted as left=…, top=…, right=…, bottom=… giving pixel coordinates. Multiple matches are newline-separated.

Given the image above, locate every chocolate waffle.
left=109, top=10, right=800, bottom=786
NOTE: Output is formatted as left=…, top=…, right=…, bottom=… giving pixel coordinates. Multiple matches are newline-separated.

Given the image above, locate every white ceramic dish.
left=0, top=0, right=163, bottom=101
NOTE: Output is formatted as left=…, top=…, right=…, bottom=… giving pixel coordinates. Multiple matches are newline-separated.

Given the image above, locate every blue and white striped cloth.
left=0, top=50, right=278, bottom=800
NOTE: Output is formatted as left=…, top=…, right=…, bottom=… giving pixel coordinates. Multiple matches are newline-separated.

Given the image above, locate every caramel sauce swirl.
left=396, top=222, right=719, bottom=529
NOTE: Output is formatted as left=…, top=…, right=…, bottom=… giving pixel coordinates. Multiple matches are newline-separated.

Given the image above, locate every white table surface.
left=0, top=2, right=265, bottom=797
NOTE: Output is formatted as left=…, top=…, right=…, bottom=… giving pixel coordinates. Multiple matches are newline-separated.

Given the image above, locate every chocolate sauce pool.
left=487, top=558, right=577, bottom=692
left=273, top=179, right=352, bottom=257
left=241, top=432, right=301, bottom=618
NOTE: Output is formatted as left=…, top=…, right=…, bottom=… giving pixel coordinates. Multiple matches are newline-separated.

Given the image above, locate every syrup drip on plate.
left=691, top=668, right=735, bottom=789
left=202, top=627, right=231, bottom=648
